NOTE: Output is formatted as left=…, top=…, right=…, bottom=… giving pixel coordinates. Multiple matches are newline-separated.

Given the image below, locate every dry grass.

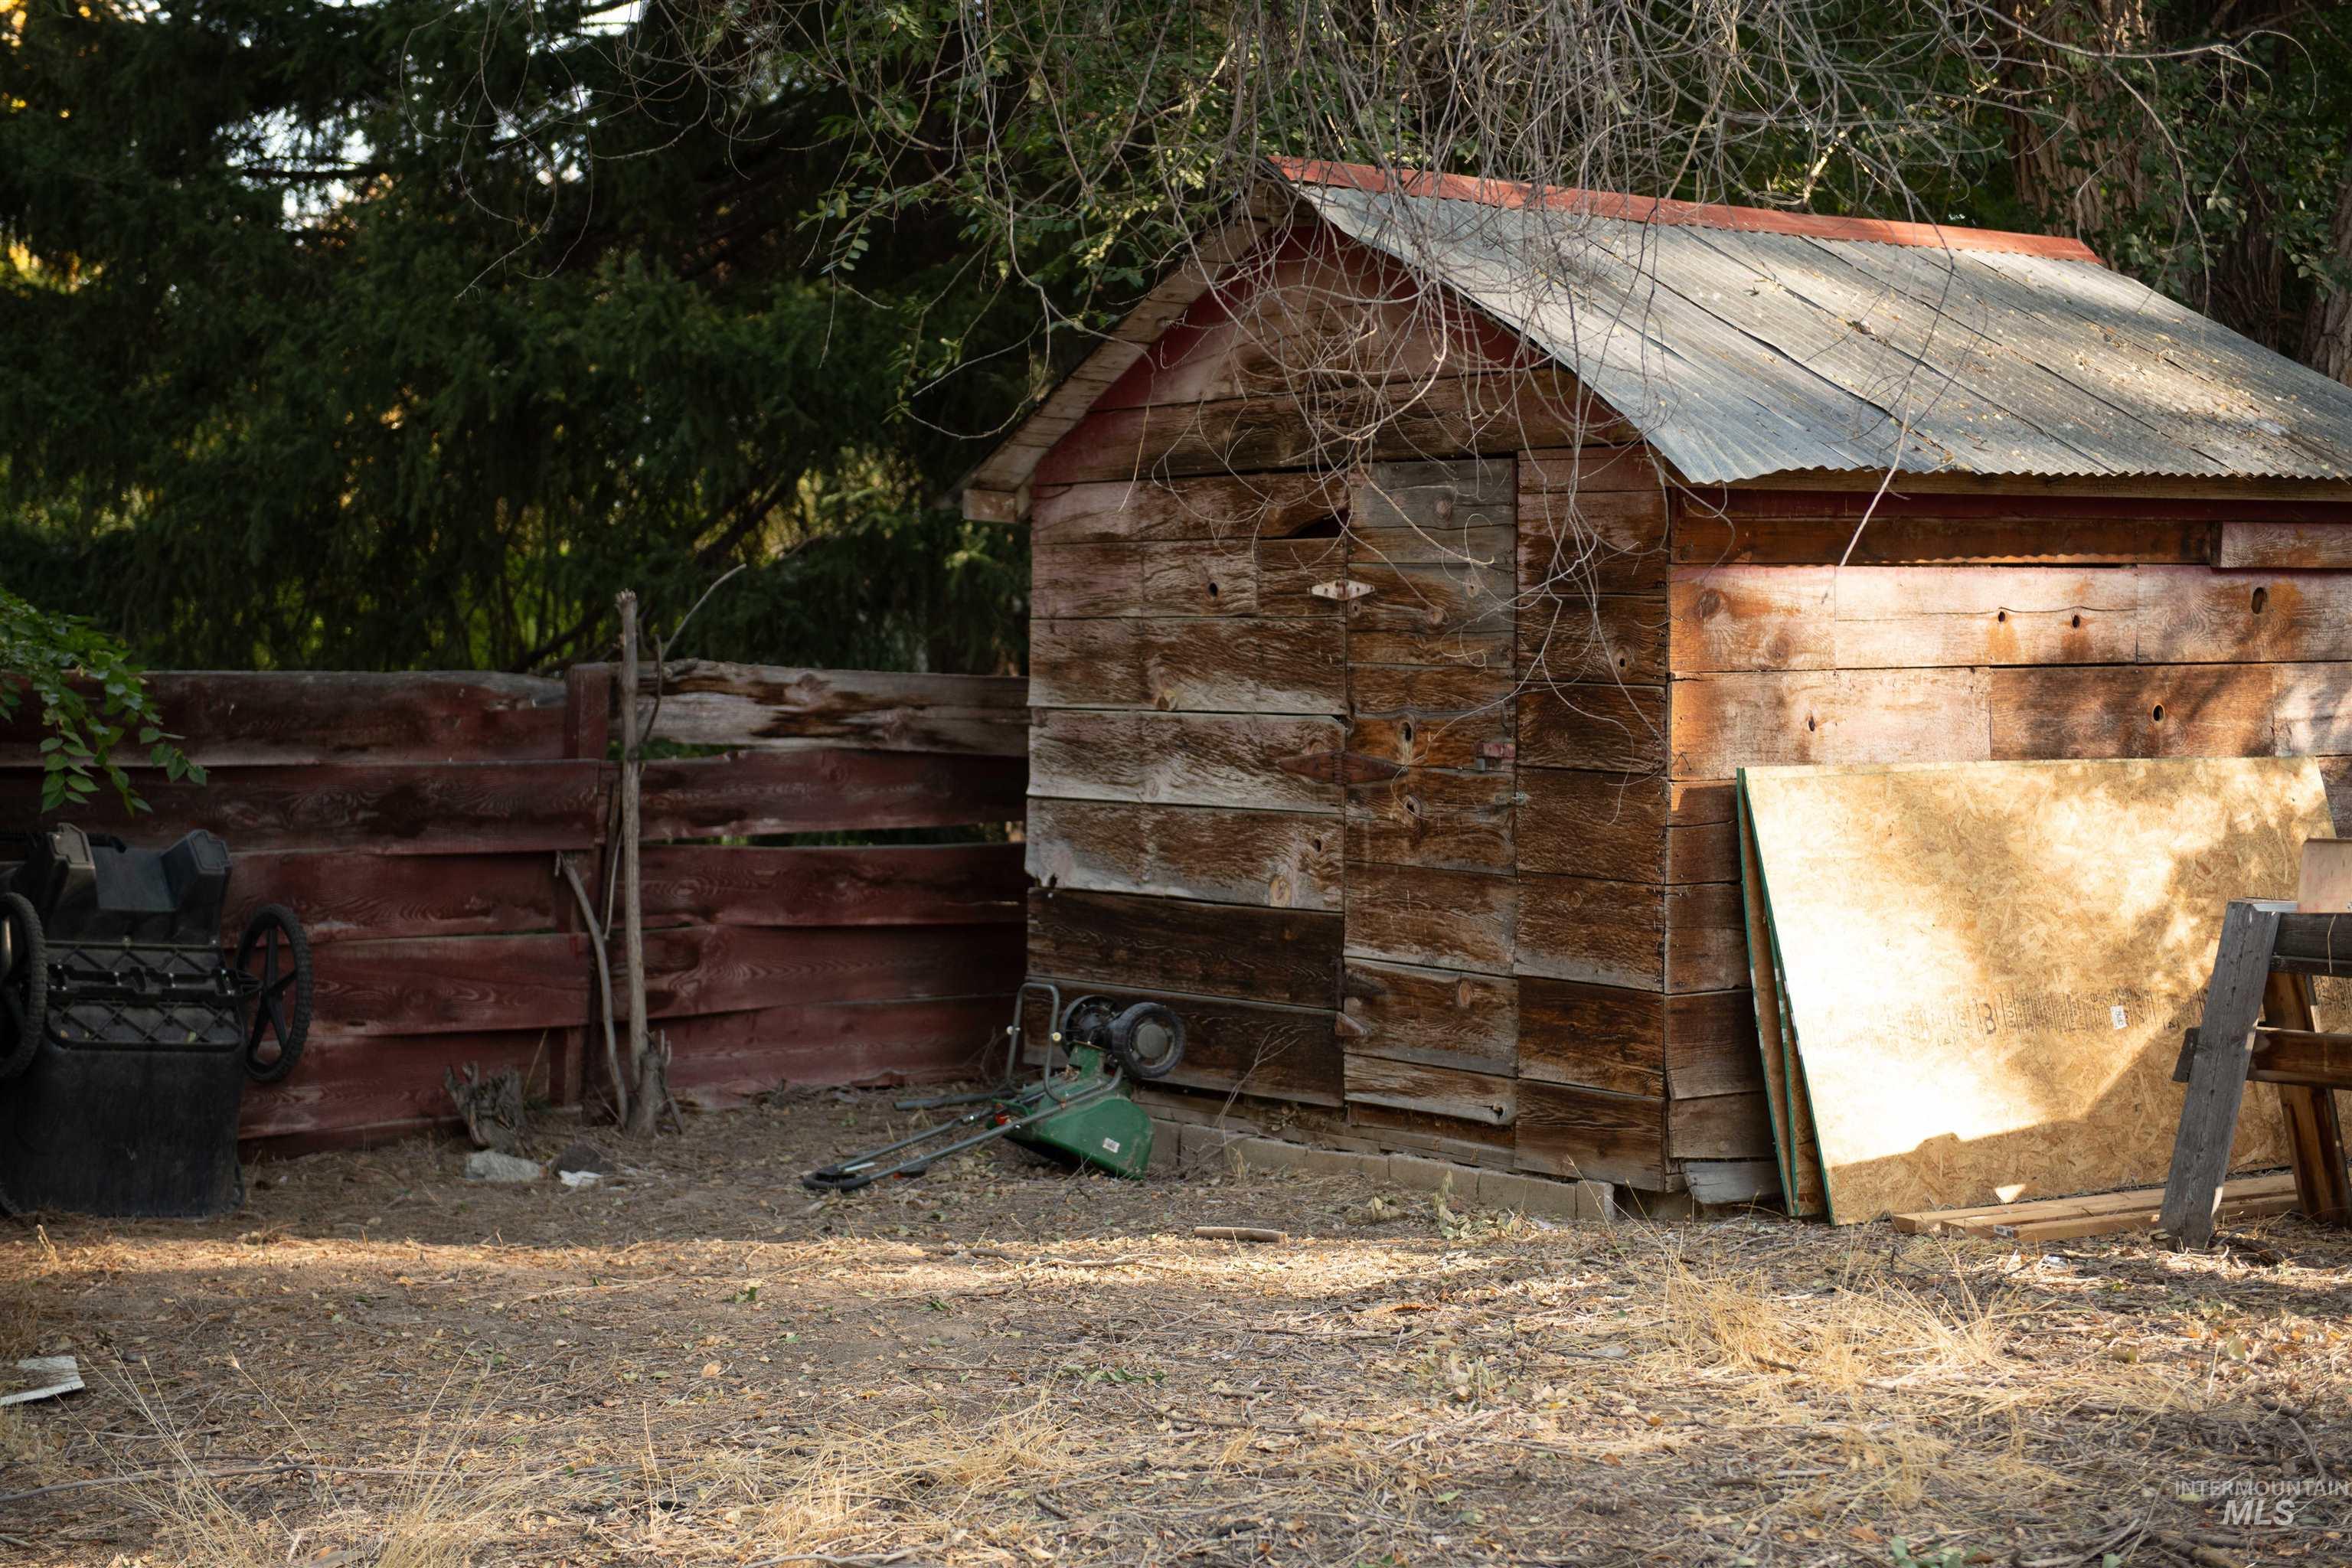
left=2, top=1092, right=2350, bottom=1566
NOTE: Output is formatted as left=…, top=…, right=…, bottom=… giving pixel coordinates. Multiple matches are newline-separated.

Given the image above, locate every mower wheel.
left=237, top=903, right=314, bottom=1084
left=1058, top=994, right=1118, bottom=1049
left=0, top=892, right=47, bottom=1081
left=1108, top=1001, right=1185, bottom=1081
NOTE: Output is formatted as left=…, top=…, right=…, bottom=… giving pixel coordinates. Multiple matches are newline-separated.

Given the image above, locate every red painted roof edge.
left=1269, top=157, right=2103, bottom=266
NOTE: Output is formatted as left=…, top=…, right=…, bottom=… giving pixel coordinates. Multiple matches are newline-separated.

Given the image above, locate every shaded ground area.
left=3, top=1089, right=2350, bottom=1566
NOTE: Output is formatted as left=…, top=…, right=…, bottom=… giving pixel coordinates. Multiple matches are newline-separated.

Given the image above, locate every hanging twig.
left=556, top=850, right=627, bottom=1127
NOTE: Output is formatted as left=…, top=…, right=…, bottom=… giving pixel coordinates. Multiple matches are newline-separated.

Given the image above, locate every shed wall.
left=1662, top=495, right=2352, bottom=1199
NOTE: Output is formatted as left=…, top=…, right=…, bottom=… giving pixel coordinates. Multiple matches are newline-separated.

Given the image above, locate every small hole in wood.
left=2071, top=614, right=2082, bottom=629
left=2151, top=702, right=2166, bottom=723
left=1805, top=714, right=1817, bottom=733
left=1405, top=795, right=1423, bottom=817
left=2252, top=586, right=2269, bottom=614
left=1996, top=609, right=2007, bottom=623
left=1616, top=653, right=1629, bottom=669
left=1287, top=512, right=1346, bottom=540
left=1206, top=580, right=1220, bottom=599
left=1400, top=720, right=1416, bottom=745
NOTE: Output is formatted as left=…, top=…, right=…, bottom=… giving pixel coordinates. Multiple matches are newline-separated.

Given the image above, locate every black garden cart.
left=0, top=824, right=312, bottom=1217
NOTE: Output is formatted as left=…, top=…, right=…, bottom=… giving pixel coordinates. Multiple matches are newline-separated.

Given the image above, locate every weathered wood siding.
left=1661, top=492, right=2352, bottom=1198
left=1511, top=445, right=1675, bottom=1187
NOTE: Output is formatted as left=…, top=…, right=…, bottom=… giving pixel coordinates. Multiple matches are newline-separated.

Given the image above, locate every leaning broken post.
left=616, top=590, right=651, bottom=1129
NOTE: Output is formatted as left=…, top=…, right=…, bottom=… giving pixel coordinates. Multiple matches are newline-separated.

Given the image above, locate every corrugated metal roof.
left=1291, top=179, right=2352, bottom=486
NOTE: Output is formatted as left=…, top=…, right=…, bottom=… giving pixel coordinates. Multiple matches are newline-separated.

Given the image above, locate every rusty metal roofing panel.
left=1294, top=182, right=2352, bottom=486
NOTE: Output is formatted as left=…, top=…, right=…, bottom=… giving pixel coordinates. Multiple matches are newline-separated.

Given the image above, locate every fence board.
left=315, top=933, right=593, bottom=1035
left=661, top=996, right=1008, bottom=1097
left=616, top=662, right=1028, bottom=756
left=240, top=1027, right=556, bottom=1141
left=640, top=923, right=1024, bottom=1018
left=638, top=750, right=1025, bottom=840
left=0, top=671, right=568, bottom=766
left=638, top=843, right=1024, bottom=929
left=0, top=760, right=607, bottom=854
left=229, top=851, right=563, bottom=944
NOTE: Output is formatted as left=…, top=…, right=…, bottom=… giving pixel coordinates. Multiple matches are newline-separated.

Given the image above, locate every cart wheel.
left=0, top=892, right=47, bottom=1082
left=1108, top=1001, right=1185, bottom=1081
left=1058, top=994, right=1118, bottom=1049
left=237, top=904, right=313, bottom=1084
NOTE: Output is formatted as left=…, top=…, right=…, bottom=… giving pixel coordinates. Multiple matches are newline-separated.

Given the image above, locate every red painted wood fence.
left=0, top=664, right=1028, bottom=1149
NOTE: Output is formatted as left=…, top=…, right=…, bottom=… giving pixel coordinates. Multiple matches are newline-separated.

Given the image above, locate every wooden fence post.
left=558, top=662, right=616, bottom=1112
left=617, top=593, right=649, bottom=1123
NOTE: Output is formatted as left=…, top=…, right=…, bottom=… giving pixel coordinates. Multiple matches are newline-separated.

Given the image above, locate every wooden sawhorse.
left=2163, top=900, right=2352, bottom=1248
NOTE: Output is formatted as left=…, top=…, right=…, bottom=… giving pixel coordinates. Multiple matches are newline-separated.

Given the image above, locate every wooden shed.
left=961, top=158, right=2352, bottom=1202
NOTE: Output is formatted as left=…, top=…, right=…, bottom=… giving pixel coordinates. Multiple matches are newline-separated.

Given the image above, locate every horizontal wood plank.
left=1517, top=976, right=1666, bottom=1098
left=1516, top=874, right=1665, bottom=991
left=1344, top=861, right=1515, bottom=973
left=1664, top=988, right=1767, bottom=1100
left=1666, top=566, right=1834, bottom=673
left=239, top=1026, right=556, bottom=1142
left=1668, top=564, right=2352, bottom=675
left=1027, top=888, right=1342, bottom=1008
left=1514, top=1079, right=1667, bottom=1187
left=1036, top=369, right=1623, bottom=485
left=1519, top=484, right=1671, bottom=596
left=1665, top=882, right=1747, bottom=994
left=0, top=671, right=568, bottom=767
left=1033, top=540, right=1262, bottom=618
left=1351, top=458, right=1515, bottom=565
left=1030, top=617, right=1344, bottom=714
left=1668, top=1089, right=1777, bottom=1160
left=1521, top=594, right=1669, bottom=684
left=2276, top=664, right=2352, bottom=756
left=315, top=933, right=592, bottom=1036
left=1518, top=682, right=1668, bottom=773
left=1344, top=770, right=1514, bottom=873
left=1674, top=509, right=2214, bottom=567
left=0, top=760, right=608, bottom=855
left=1344, top=1055, right=1515, bottom=1125
left=2135, top=569, right=2352, bottom=664
left=639, top=750, right=1025, bottom=839
left=1985, top=664, right=2274, bottom=760
left=638, top=843, right=1025, bottom=929
left=1031, top=472, right=1346, bottom=546
left=1346, top=1100, right=1516, bottom=1160
left=2213, top=521, right=2352, bottom=569
left=1668, top=668, right=1991, bottom=778
left=1342, top=959, right=1518, bottom=1074
left=660, top=995, right=1008, bottom=1097
left=227, top=851, right=561, bottom=945
left=642, top=923, right=1024, bottom=1018
left=1515, top=769, right=1668, bottom=882
left=1027, top=798, right=1343, bottom=910
left=619, top=662, right=1028, bottom=757
left=1518, top=445, right=1671, bottom=495
left=1029, top=710, right=1344, bottom=813
left=1346, top=665, right=1513, bottom=770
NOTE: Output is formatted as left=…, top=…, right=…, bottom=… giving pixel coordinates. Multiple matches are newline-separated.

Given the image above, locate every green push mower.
left=802, top=983, right=1185, bottom=1193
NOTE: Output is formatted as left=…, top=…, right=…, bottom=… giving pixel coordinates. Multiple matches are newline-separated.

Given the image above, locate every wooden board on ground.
left=1741, top=756, right=2315, bottom=1224
left=1893, top=1171, right=2298, bottom=1241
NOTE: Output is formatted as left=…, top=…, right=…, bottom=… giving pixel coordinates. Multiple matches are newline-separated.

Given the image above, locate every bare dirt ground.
left=2, top=1089, right=2350, bottom=1568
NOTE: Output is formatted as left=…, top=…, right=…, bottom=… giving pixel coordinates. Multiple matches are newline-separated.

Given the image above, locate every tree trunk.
left=2301, top=128, right=2352, bottom=384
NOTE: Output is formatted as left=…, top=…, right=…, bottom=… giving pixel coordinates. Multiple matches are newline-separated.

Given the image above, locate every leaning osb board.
left=1740, top=756, right=2314, bottom=1225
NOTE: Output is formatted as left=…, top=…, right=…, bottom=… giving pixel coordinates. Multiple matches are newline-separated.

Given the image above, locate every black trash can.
left=0, top=825, right=311, bottom=1218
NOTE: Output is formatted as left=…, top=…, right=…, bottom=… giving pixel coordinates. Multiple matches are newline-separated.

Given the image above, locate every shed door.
left=1335, top=459, right=1520, bottom=1149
